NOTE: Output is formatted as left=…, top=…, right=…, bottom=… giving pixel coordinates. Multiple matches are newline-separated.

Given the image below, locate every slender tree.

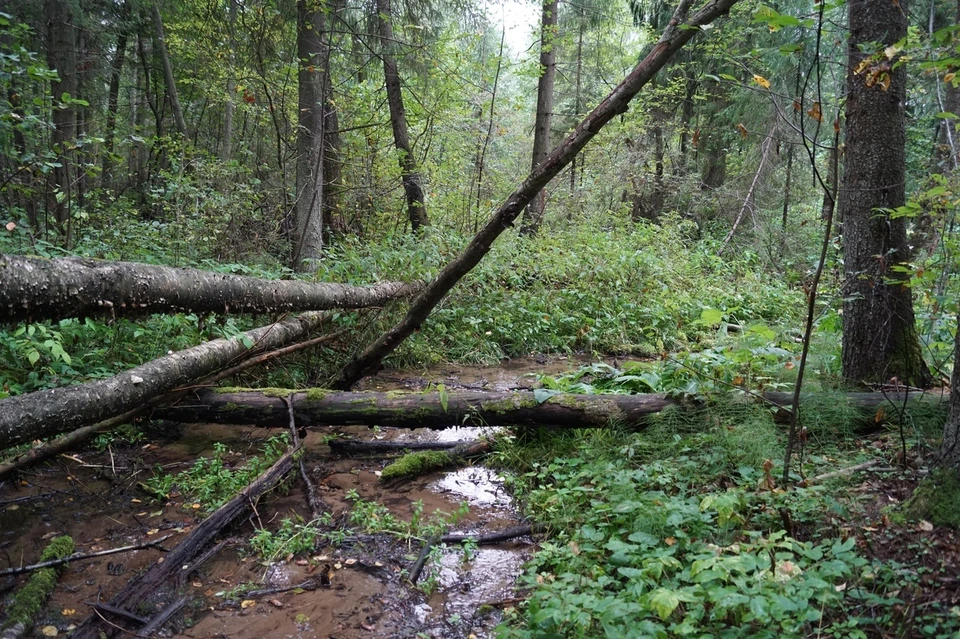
left=44, top=0, right=77, bottom=244
left=151, top=3, right=187, bottom=138
left=520, top=0, right=558, bottom=235
left=376, top=0, right=428, bottom=231
left=839, top=0, right=931, bottom=388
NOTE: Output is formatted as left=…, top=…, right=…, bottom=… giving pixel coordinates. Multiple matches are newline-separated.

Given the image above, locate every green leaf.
left=533, top=388, right=560, bottom=404
left=27, top=349, right=40, bottom=366
left=438, top=383, right=448, bottom=412
left=935, top=111, right=959, bottom=120
left=649, top=588, right=680, bottom=620
left=699, top=308, right=724, bottom=325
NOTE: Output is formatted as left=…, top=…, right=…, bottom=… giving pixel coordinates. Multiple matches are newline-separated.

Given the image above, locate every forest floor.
left=1, top=356, right=958, bottom=638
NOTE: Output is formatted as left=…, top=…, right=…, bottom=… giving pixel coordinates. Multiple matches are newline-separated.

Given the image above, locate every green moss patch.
left=380, top=450, right=455, bottom=482
left=904, top=469, right=960, bottom=529
left=2, top=536, right=74, bottom=630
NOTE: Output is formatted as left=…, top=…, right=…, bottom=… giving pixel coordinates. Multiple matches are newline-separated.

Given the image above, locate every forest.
left=1, top=0, right=960, bottom=635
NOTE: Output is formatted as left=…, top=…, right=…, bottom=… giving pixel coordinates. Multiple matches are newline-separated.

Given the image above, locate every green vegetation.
left=142, top=434, right=289, bottom=512
left=493, top=404, right=929, bottom=637
left=905, top=469, right=960, bottom=529
left=2, top=536, right=74, bottom=631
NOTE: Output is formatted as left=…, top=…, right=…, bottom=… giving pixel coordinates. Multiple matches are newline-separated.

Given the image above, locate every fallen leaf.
left=334, top=562, right=342, bottom=569
left=361, top=623, right=376, bottom=631
left=665, top=537, right=677, bottom=546
left=919, top=520, right=934, bottom=532
left=146, top=528, right=160, bottom=535
left=191, top=503, right=202, bottom=510
left=344, top=558, right=357, bottom=565
left=131, top=498, right=141, bottom=504
left=191, top=581, right=203, bottom=588
left=568, top=541, right=580, bottom=556
left=62, top=609, right=75, bottom=616
left=5, top=222, right=15, bottom=232
left=42, top=626, right=58, bottom=637
left=269, top=599, right=284, bottom=609
left=6, top=505, right=18, bottom=511
left=241, top=600, right=256, bottom=609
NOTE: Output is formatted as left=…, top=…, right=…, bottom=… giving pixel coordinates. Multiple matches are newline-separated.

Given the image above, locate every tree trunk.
left=840, top=0, right=932, bottom=388
left=45, top=0, right=77, bottom=245
left=323, top=0, right=742, bottom=388
left=0, top=311, right=342, bottom=449
left=0, top=254, right=419, bottom=323
left=377, top=0, right=428, bottom=231
left=151, top=3, right=187, bottom=138
left=520, top=0, right=558, bottom=235
left=220, top=0, right=237, bottom=163
left=293, top=0, right=326, bottom=268
left=154, top=388, right=945, bottom=429
left=933, top=314, right=960, bottom=472
left=103, top=26, right=128, bottom=186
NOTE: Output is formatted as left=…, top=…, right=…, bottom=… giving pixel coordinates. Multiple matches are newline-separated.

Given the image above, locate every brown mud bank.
left=0, top=356, right=603, bottom=638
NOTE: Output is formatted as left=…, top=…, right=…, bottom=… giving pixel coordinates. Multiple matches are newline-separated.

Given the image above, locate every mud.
left=0, top=356, right=606, bottom=638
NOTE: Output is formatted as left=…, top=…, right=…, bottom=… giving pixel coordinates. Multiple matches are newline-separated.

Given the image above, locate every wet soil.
left=0, top=355, right=605, bottom=639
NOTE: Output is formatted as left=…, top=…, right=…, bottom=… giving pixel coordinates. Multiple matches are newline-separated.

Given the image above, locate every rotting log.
left=153, top=388, right=949, bottom=430
left=70, top=445, right=298, bottom=639
left=155, top=389, right=677, bottom=429
left=0, top=312, right=335, bottom=450
left=0, top=253, right=419, bottom=323
left=328, top=0, right=740, bottom=390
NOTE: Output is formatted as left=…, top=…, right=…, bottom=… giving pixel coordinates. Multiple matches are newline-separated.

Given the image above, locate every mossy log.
left=155, top=389, right=677, bottom=429
left=1, top=536, right=74, bottom=639
left=154, top=388, right=949, bottom=430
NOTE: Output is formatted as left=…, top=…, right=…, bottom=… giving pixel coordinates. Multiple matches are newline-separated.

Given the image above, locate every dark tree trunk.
left=151, top=4, right=187, bottom=138
left=0, top=253, right=419, bottom=323
left=933, top=314, right=960, bottom=472
left=520, top=0, right=558, bottom=235
left=103, top=29, right=128, bottom=184
left=840, top=0, right=931, bottom=388
left=377, top=0, right=428, bottom=231
left=45, top=0, right=77, bottom=244
left=220, top=0, right=237, bottom=163
left=329, top=0, right=741, bottom=389
left=293, top=0, right=326, bottom=267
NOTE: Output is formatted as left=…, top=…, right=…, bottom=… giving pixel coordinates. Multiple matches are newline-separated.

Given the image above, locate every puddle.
left=433, top=467, right=512, bottom=510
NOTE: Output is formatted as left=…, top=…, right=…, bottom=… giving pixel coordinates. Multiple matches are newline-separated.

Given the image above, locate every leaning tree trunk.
left=151, top=3, right=187, bottom=138
left=293, top=0, right=326, bottom=268
left=377, top=0, right=428, bottom=231
left=0, top=254, right=418, bottom=323
left=0, top=312, right=340, bottom=450
left=840, top=0, right=932, bottom=388
left=520, top=0, right=558, bottom=235
left=329, top=0, right=741, bottom=389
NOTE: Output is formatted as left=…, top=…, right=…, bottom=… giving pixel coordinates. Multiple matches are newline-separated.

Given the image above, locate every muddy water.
left=0, top=356, right=622, bottom=638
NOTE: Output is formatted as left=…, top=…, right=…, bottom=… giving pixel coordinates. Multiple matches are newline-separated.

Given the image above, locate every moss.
left=903, top=469, right=960, bottom=528
left=550, top=395, right=624, bottom=426
left=2, top=536, right=74, bottom=630
left=305, top=388, right=329, bottom=401
left=348, top=396, right=378, bottom=406
left=214, top=386, right=296, bottom=398
left=380, top=450, right=454, bottom=482
left=480, top=394, right=538, bottom=414
left=385, top=390, right=411, bottom=400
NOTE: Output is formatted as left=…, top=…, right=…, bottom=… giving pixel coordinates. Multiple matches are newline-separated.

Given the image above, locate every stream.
left=0, top=355, right=631, bottom=638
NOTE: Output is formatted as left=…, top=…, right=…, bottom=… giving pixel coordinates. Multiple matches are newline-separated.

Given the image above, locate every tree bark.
left=0, top=253, right=419, bottom=323
left=103, top=23, right=128, bottom=185
left=151, top=3, right=187, bottom=138
left=520, top=0, right=558, bottom=235
left=153, top=388, right=946, bottom=429
left=0, top=311, right=339, bottom=449
left=44, top=0, right=77, bottom=244
left=934, top=314, right=960, bottom=472
left=377, top=0, right=428, bottom=231
left=840, top=0, right=932, bottom=388
left=157, top=389, right=676, bottom=428
left=329, top=0, right=739, bottom=389
left=293, top=0, right=326, bottom=268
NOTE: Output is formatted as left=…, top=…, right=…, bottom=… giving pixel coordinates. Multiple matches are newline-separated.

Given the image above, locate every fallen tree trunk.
left=328, top=0, right=740, bottom=390
left=155, top=389, right=677, bottom=429
left=70, top=445, right=298, bottom=639
left=0, top=253, right=418, bottom=323
left=0, top=312, right=335, bottom=450
left=154, top=388, right=949, bottom=430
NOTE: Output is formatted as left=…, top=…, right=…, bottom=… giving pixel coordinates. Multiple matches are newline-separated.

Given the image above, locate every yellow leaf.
left=241, top=600, right=256, bottom=609
left=884, top=45, right=901, bottom=60
left=946, top=72, right=956, bottom=83
left=665, top=537, right=677, bottom=546
left=737, top=123, right=749, bottom=138
left=732, top=376, right=744, bottom=385
left=62, top=609, right=75, bottom=616
left=879, top=73, right=891, bottom=91
left=42, top=627, right=58, bottom=637
left=191, top=503, right=201, bottom=510
left=854, top=58, right=871, bottom=75
left=806, top=102, right=823, bottom=122
left=752, top=74, right=771, bottom=89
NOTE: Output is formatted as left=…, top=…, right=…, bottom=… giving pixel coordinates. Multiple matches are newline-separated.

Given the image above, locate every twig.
left=85, top=602, right=149, bottom=626
left=803, top=460, right=881, bottom=485
left=285, top=395, right=326, bottom=520
left=246, top=578, right=319, bottom=598
left=408, top=532, right=442, bottom=585
left=0, top=493, right=52, bottom=506
left=441, top=523, right=547, bottom=545
left=0, top=535, right=174, bottom=577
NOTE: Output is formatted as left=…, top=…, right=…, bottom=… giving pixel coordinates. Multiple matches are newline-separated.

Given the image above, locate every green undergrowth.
left=142, top=434, right=289, bottom=512
left=904, top=468, right=960, bottom=529
left=0, top=217, right=805, bottom=401
left=493, top=401, right=913, bottom=638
